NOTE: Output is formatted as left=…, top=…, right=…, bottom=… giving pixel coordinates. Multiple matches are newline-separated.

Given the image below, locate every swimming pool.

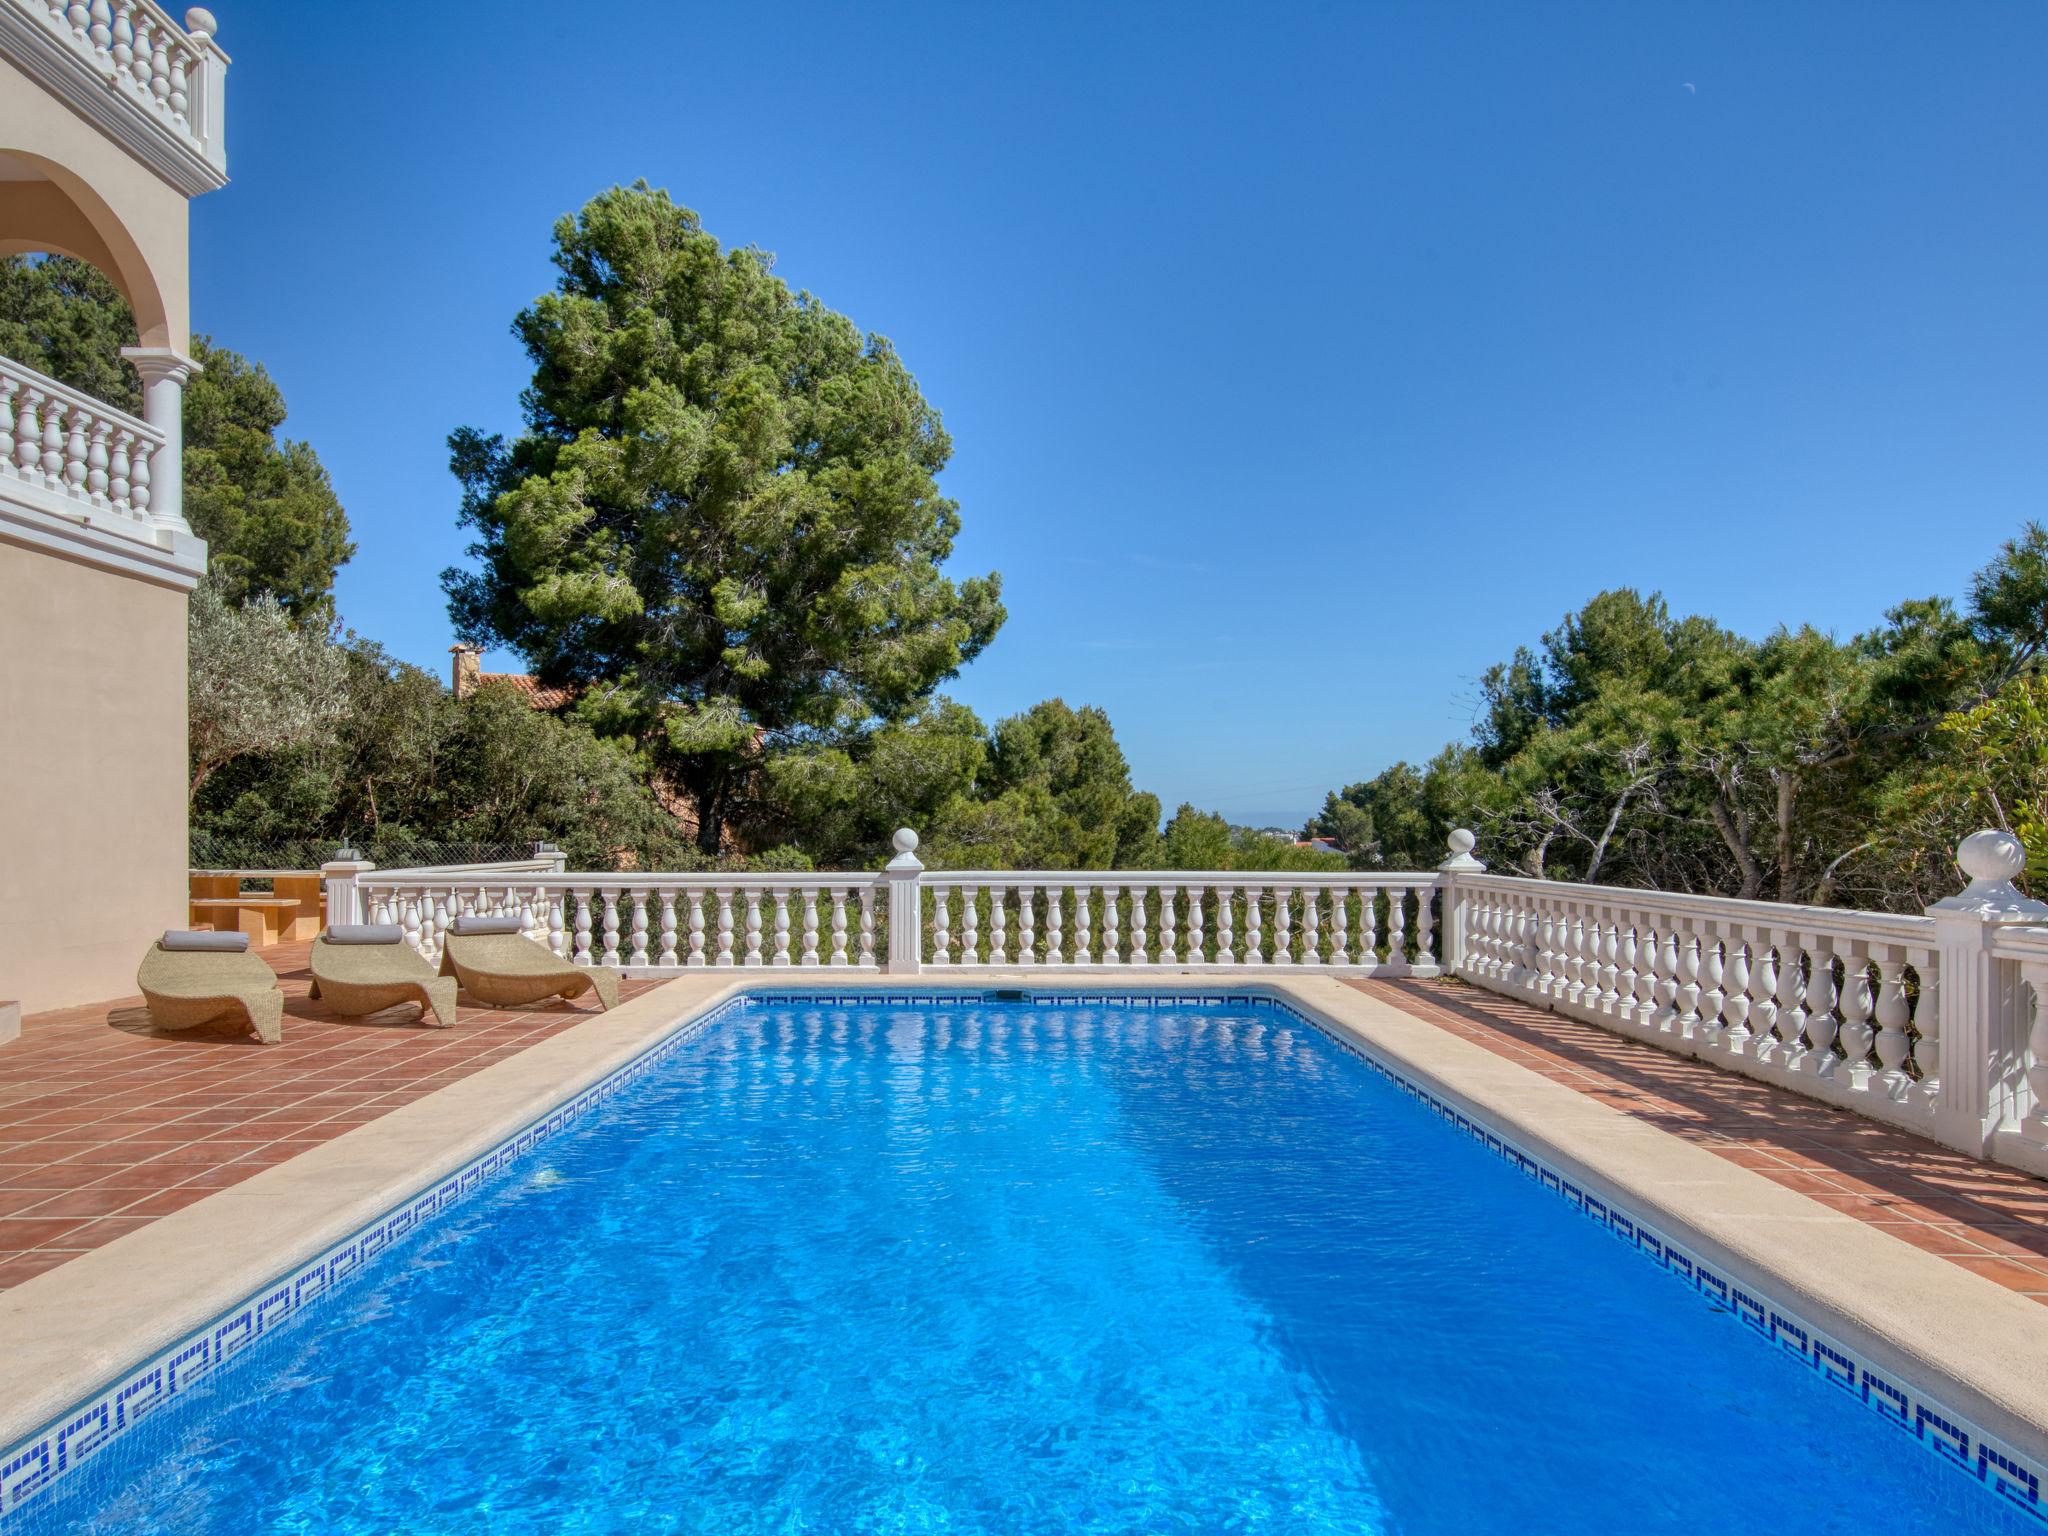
left=4, top=991, right=2034, bottom=1533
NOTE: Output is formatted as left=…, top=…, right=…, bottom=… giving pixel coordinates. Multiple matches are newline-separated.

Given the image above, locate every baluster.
left=108, top=428, right=133, bottom=511
left=1912, top=958, right=1942, bottom=1101
left=1674, top=925, right=1701, bottom=1029
left=1158, top=885, right=1178, bottom=964
left=989, top=885, right=1008, bottom=964
left=1300, top=888, right=1321, bottom=965
left=1127, top=886, right=1148, bottom=965
left=1017, top=886, right=1036, bottom=964
left=1836, top=950, right=1874, bottom=1081
left=1612, top=920, right=1637, bottom=1020
left=1597, top=915, right=1621, bottom=1011
left=858, top=887, right=876, bottom=967
left=1749, top=940, right=1780, bottom=1048
left=1324, top=885, right=1346, bottom=966
left=714, top=889, right=734, bottom=966
left=1647, top=927, right=1677, bottom=1029
left=618, top=890, right=643, bottom=966
left=16, top=386, right=44, bottom=476
left=744, top=892, right=765, bottom=965
left=1873, top=951, right=1913, bottom=1094
left=401, top=894, right=423, bottom=957
left=545, top=892, right=566, bottom=958
left=657, top=892, right=678, bottom=967
left=110, top=2, right=133, bottom=78
left=1046, top=887, right=1065, bottom=965
left=1802, top=942, right=1838, bottom=1069
left=1269, top=887, right=1292, bottom=966
left=1213, top=887, right=1234, bottom=966
left=1386, top=890, right=1410, bottom=976
left=932, top=885, right=953, bottom=967
left=1776, top=932, right=1809, bottom=1056
left=88, top=2, right=111, bottom=49
left=128, top=429, right=151, bottom=512
left=1242, top=887, right=1263, bottom=964
left=1102, top=887, right=1122, bottom=965
left=38, top=392, right=63, bottom=481
left=829, top=889, right=849, bottom=966
left=565, top=889, right=587, bottom=965
left=61, top=405, right=87, bottom=492
left=1073, top=888, right=1093, bottom=965
left=1415, top=885, right=1437, bottom=975
left=765, top=888, right=787, bottom=965
left=800, top=888, right=821, bottom=966
left=1716, top=935, right=1749, bottom=1041
left=1187, top=884, right=1206, bottom=964
left=1695, top=931, right=1725, bottom=1042
left=601, top=891, right=622, bottom=968
left=961, top=886, right=980, bottom=965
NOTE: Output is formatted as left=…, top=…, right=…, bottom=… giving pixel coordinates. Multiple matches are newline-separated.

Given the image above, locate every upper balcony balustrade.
left=0, top=1, right=228, bottom=193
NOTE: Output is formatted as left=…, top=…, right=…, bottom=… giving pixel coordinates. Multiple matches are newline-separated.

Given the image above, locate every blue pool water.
left=13, top=996, right=2025, bottom=1534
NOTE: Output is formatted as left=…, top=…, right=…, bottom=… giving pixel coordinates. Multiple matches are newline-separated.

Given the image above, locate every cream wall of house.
left=0, top=53, right=190, bottom=347
left=0, top=543, right=188, bottom=1012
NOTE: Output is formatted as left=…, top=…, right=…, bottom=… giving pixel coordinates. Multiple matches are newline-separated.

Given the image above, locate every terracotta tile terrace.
left=0, top=941, right=657, bottom=1290
left=4, top=962, right=2045, bottom=1305
left=1358, top=976, right=2048, bottom=1302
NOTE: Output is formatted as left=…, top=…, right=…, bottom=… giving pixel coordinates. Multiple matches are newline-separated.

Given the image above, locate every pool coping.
left=2, top=972, right=2045, bottom=1520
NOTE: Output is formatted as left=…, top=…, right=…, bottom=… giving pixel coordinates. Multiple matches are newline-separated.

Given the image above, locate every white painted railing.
left=351, top=870, right=883, bottom=973
left=920, top=872, right=1440, bottom=972
left=0, top=354, right=164, bottom=532
left=1451, top=872, right=1944, bottom=1136
left=320, top=825, right=2048, bottom=1175
left=4, top=2, right=229, bottom=180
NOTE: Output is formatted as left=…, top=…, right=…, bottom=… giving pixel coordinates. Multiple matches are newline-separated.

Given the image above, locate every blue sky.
left=187, top=1, right=2048, bottom=829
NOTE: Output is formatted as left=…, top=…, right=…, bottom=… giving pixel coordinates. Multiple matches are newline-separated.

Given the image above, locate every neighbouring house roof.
left=451, top=644, right=576, bottom=711
left=476, top=672, right=579, bottom=711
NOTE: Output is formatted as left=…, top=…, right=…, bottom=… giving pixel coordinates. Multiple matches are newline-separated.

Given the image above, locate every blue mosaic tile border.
left=2, top=984, right=2040, bottom=1527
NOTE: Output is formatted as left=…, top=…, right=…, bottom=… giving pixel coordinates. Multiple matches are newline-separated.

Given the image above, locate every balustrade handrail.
left=921, top=869, right=1439, bottom=889
left=1457, top=869, right=1936, bottom=943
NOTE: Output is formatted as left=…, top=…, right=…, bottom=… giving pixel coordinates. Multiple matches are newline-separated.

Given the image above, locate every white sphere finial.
left=1438, top=827, right=1483, bottom=872
left=184, top=7, right=217, bottom=38
left=1958, top=829, right=2026, bottom=885
left=892, top=827, right=919, bottom=855
left=1932, top=828, right=2047, bottom=917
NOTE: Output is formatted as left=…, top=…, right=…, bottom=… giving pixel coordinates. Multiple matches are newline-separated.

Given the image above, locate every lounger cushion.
left=450, top=915, right=526, bottom=935
left=162, top=930, right=251, bottom=952
left=324, top=923, right=405, bottom=945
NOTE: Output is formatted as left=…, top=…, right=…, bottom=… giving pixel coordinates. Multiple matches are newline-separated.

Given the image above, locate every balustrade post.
left=1928, top=830, right=2048, bottom=1155
left=883, top=828, right=925, bottom=974
left=1435, top=829, right=1484, bottom=977
left=320, top=851, right=373, bottom=928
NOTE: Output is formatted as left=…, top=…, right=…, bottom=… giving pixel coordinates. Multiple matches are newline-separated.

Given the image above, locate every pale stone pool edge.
left=1, top=971, right=2042, bottom=1477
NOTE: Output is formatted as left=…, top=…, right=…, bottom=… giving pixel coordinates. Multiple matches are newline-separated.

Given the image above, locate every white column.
left=883, top=828, right=925, bottom=974
left=1928, top=830, right=2048, bottom=1155
left=120, top=346, right=200, bottom=540
left=320, top=854, right=375, bottom=928
left=1436, top=829, right=1484, bottom=976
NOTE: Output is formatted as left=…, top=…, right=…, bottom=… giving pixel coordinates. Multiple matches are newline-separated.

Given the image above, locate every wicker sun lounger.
left=438, top=918, right=620, bottom=1011
left=137, top=934, right=285, bottom=1045
left=308, top=926, right=457, bottom=1028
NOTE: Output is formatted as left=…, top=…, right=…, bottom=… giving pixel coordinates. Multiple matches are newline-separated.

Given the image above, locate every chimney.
left=451, top=644, right=482, bottom=700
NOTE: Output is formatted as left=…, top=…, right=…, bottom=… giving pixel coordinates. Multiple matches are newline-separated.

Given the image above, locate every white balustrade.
left=1452, top=872, right=1943, bottom=1140
left=14, top=1, right=228, bottom=175
left=330, top=826, right=2048, bottom=1178
left=0, top=355, right=164, bottom=532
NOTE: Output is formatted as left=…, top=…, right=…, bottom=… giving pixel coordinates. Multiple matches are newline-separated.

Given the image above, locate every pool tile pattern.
left=1356, top=977, right=2048, bottom=1302
left=0, top=942, right=656, bottom=1290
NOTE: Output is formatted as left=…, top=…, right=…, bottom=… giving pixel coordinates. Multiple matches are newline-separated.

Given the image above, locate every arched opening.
left=0, top=147, right=172, bottom=350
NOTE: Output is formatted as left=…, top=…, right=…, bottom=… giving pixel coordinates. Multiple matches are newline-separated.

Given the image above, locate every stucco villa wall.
left=0, top=53, right=190, bottom=347
left=0, top=543, right=187, bottom=1013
